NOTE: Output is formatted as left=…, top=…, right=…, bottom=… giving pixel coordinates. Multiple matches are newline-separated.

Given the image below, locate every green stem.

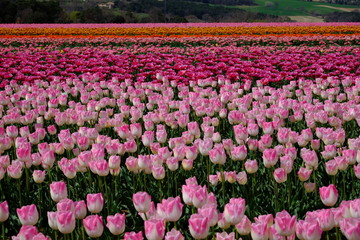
left=343, top=171, right=346, bottom=200
left=2, top=222, right=4, bottom=240
left=104, top=177, right=110, bottom=216
left=25, top=167, right=30, bottom=193
left=87, top=171, right=92, bottom=186
left=313, top=170, right=318, bottom=198
left=287, top=178, right=291, bottom=209
left=17, top=179, right=22, bottom=207
left=220, top=165, right=225, bottom=204
left=274, top=181, right=279, bottom=213
left=82, top=225, right=85, bottom=240
left=351, top=167, right=355, bottom=197
left=336, top=227, right=340, bottom=240
left=158, top=180, right=163, bottom=200
left=0, top=181, right=4, bottom=200
left=206, top=156, right=210, bottom=190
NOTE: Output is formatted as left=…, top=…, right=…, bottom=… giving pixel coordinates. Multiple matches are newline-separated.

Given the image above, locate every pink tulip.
left=57, top=198, right=75, bottom=213
left=231, top=145, right=247, bottom=161
left=224, top=171, right=237, bottom=184
left=297, top=167, right=312, bottom=182
left=182, top=159, right=194, bottom=171
left=319, top=184, right=338, bottom=207
left=41, top=150, right=55, bottom=169
left=166, top=157, right=179, bottom=171
left=209, top=145, right=226, bottom=165
left=198, top=205, right=218, bottom=227
left=355, top=164, right=360, bottom=179
left=6, top=125, right=18, bottom=138
left=263, top=149, right=278, bottom=168
left=32, top=232, right=50, bottom=240
left=165, top=228, right=184, bottom=240
left=74, top=200, right=87, bottom=220
left=157, top=196, right=183, bottom=222
left=215, top=232, right=235, bottom=240
left=192, top=185, right=208, bottom=209
left=325, top=160, right=338, bottom=176
left=47, top=125, right=57, bottom=135
left=306, top=209, right=334, bottom=231
left=188, top=214, right=210, bottom=239
left=83, top=215, right=104, bottom=238
left=274, top=210, right=296, bottom=236
left=235, top=215, right=251, bottom=235
left=198, top=138, right=213, bottom=156
left=277, top=127, right=290, bottom=144
left=296, top=219, right=322, bottom=240
left=17, top=204, right=39, bottom=226
left=89, top=159, right=109, bottom=176
left=273, top=168, right=287, bottom=183
left=223, top=197, right=246, bottom=225
left=86, top=193, right=104, bottom=213
left=7, top=160, right=23, bottom=179
left=144, top=218, right=165, bottom=240
left=350, top=199, right=360, bottom=218
left=106, top=213, right=126, bottom=235
left=133, top=192, right=152, bottom=213
left=142, top=131, right=154, bottom=147
left=251, top=222, right=269, bottom=240
left=0, top=201, right=9, bottom=222
left=245, top=159, right=258, bottom=174
left=47, top=212, right=58, bottom=230
left=32, top=170, right=46, bottom=183
left=108, top=155, right=121, bottom=169
left=304, top=182, right=316, bottom=193
left=15, top=225, right=38, bottom=240
left=56, top=211, right=76, bottom=234
left=247, top=123, right=259, bottom=136
left=124, top=231, right=144, bottom=240
left=152, top=165, right=165, bottom=180
left=301, top=149, right=318, bottom=169
left=339, top=218, right=360, bottom=240
left=50, top=181, right=68, bottom=202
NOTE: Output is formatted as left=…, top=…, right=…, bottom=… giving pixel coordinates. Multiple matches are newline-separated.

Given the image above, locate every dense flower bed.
left=0, top=35, right=359, bottom=89
left=0, top=26, right=360, bottom=240
left=0, top=23, right=360, bottom=37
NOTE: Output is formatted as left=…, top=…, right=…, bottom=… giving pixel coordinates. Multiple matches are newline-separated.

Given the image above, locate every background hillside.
left=0, top=0, right=360, bottom=23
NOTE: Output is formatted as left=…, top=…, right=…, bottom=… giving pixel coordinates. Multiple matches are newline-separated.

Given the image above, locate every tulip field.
left=1, top=23, right=360, bottom=240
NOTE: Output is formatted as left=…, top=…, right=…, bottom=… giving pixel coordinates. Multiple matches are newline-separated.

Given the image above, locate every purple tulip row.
left=0, top=35, right=359, bottom=89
